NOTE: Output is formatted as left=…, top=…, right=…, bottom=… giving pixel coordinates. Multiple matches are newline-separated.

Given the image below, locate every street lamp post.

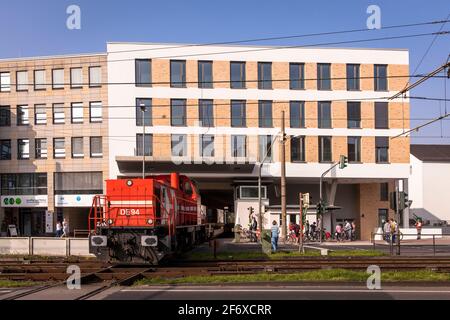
left=140, top=103, right=146, bottom=179
left=257, top=134, right=279, bottom=242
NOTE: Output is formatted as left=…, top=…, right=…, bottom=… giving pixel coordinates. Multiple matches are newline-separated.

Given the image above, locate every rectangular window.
left=18, top=139, right=30, bottom=160
left=258, top=101, right=273, bottom=128
left=135, top=98, right=152, bottom=126
left=258, top=62, right=272, bottom=89
left=53, top=103, right=65, bottom=124
left=375, top=137, right=389, bottom=163
left=258, top=135, right=272, bottom=162
left=380, top=183, right=389, bottom=201
left=135, top=59, right=151, bottom=87
left=0, top=140, right=11, bottom=160
left=54, top=171, right=104, bottom=194
left=16, top=71, right=28, bottom=91
left=199, top=99, right=214, bottom=127
left=71, top=102, right=83, bottom=123
left=289, top=63, right=305, bottom=90
left=90, top=137, right=103, bottom=158
left=317, top=63, right=331, bottom=90
left=70, top=68, right=83, bottom=88
left=35, top=138, right=47, bottom=159
left=136, top=134, right=152, bottom=156
left=198, top=61, right=213, bottom=88
left=52, top=69, right=64, bottom=89
left=290, top=101, right=305, bottom=128
left=0, top=72, right=11, bottom=92
left=231, top=100, right=246, bottom=127
left=0, top=106, right=11, bottom=126
left=34, top=104, right=47, bottom=125
left=291, top=136, right=305, bottom=162
left=71, top=137, right=84, bottom=158
left=200, top=135, right=214, bottom=157
left=54, top=172, right=101, bottom=195
left=231, top=135, right=246, bottom=157
left=239, top=186, right=267, bottom=199
left=53, top=138, right=65, bottom=158
left=318, top=102, right=331, bottom=128
left=347, top=136, right=361, bottom=162
left=34, top=70, right=46, bottom=90
left=89, top=102, right=102, bottom=123
left=347, top=102, right=361, bottom=128
left=374, top=64, right=388, bottom=91
left=170, top=60, right=186, bottom=88
left=375, top=102, right=389, bottom=129
left=88, top=66, right=101, bottom=87
left=319, top=136, right=332, bottom=162
left=346, top=64, right=360, bottom=91
left=1, top=173, right=47, bottom=195
left=171, top=134, right=187, bottom=157
left=230, top=62, right=246, bottom=89
left=171, top=99, right=186, bottom=126
left=17, top=105, right=29, bottom=125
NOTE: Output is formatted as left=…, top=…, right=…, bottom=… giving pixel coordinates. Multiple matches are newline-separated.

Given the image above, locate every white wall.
left=409, top=155, right=450, bottom=224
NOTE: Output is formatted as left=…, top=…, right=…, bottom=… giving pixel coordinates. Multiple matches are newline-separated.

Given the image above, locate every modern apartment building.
left=0, top=54, right=108, bottom=236
left=106, top=42, right=411, bottom=240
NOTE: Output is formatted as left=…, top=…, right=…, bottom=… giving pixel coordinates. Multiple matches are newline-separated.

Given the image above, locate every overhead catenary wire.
left=411, top=13, right=450, bottom=76
left=3, top=74, right=447, bottom=87
left=4, top=95, right=448, bottom=111
left=0, top=28, right=449, bottom=70
left=105, top=18, right=450, bottom=55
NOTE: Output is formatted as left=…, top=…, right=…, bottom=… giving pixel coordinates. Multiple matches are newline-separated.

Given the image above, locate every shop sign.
left=55, top=194, right=96, bottom=207
left=1, top=195, right=48, bottom=208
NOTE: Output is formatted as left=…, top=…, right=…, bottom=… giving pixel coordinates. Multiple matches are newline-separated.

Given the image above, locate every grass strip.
left=0, top=280, right=42, bottom=288
left=182, top=249, right=386, bottom=261
left=135, top=269, right=450, bottom=286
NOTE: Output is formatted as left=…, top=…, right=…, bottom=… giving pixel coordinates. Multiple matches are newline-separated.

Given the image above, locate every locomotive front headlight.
left=107, top=219, right=114, bottom=225
left=146, top=218, right=153, bottom=225
left=126, top=180, right=133, bottom=187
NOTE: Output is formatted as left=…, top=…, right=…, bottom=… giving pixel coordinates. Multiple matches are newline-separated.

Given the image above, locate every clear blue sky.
left=1, top=0, right=449, bottom=144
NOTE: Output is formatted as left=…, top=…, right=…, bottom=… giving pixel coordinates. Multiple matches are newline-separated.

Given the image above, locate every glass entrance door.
left=19, top=208, right=46, bottom=236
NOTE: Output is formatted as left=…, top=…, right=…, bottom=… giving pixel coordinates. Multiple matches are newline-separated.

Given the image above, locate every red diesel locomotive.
left=88, top=173, right=206, bottom=263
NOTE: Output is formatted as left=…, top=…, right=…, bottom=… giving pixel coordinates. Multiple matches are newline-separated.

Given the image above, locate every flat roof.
left=0, top=52, right=106, bottom=63
left=411, top=144, right=450, bottom=162
left=107, top=41, right=408, bottom=52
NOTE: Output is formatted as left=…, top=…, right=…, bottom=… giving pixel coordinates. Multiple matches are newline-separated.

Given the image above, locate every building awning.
left=116, top=157, right=256, bottom=174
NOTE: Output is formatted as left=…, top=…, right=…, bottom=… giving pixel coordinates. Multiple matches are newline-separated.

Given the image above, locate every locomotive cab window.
left=184, top=181, right=193, bottom=195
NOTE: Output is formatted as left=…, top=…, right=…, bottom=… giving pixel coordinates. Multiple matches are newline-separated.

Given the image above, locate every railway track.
left=1, top=256, right=450, bottom=299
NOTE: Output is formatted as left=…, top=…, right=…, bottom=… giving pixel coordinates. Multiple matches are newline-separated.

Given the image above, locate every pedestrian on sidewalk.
left=61, top=218, right=69, bottom=238
left=271, top=220, right=280, bottom=252
left=250, top=216, right=258, bottom=242
left=415, top=218, right=423, bottom=240
left=343, top=220, right=352, bottom=241
left=351, top=221, right=356, bottom=241
left=383, top=220, right=391, bottom=243
left=55, top=221, right=62, bottom=237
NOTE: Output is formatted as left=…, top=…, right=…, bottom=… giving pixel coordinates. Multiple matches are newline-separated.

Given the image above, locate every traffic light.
left=339, top=155, right=348, bottom=169
left=390, top=191, right=412, bottom=211
left=399, top=192, right=412, bottom=210
left=316, top=200, right=325, bottom=215
left=389, top=191, right=397, bottom=211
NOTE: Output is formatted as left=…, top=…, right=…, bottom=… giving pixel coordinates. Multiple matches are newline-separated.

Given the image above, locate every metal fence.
left=370, top=232, right=450, bottom=256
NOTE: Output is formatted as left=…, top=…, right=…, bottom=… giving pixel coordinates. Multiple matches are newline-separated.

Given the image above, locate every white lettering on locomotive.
left=119, top=208, right=141, bottom=216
